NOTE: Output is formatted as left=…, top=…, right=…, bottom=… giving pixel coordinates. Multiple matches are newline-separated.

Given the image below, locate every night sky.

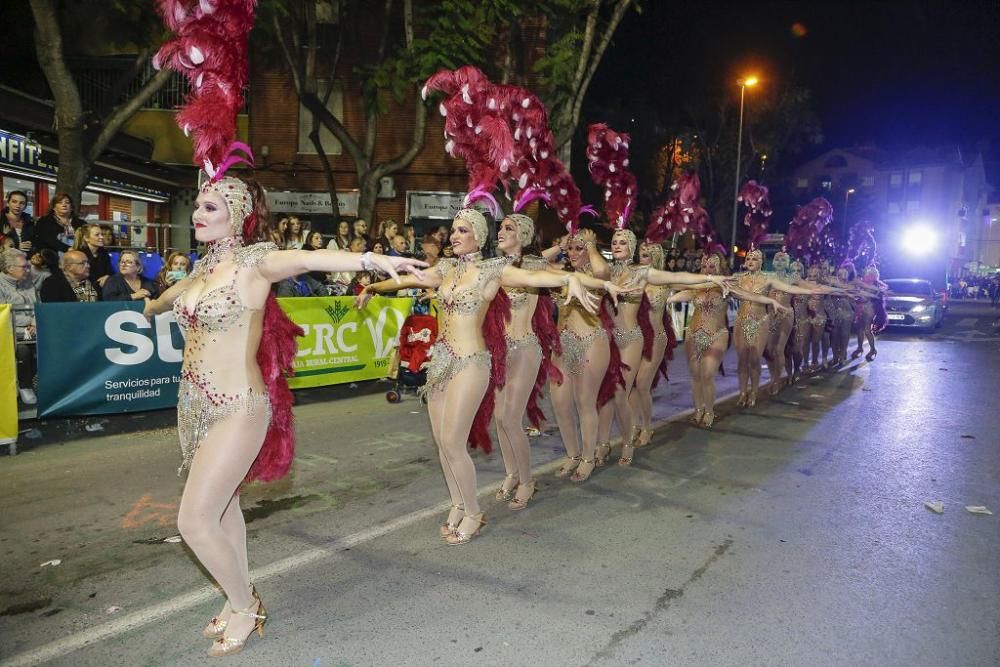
left=590, top=0, right=1000, bottom=160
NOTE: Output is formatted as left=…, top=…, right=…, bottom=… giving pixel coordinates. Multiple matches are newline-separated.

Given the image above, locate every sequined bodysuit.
left=556, top=266, right=607, bottom=375
left=646, top=284, right=672, bottom=343
left=686, top=288, right=728, bottom=361
left=503, top=255, right=548, bottom=360
left=735, top=273, right=770, bottom=346
left=422, top=255, right=507, bottom=395
left=172, top=242, right=276, bottom=473
left=608, top=262, right=649, bottom=349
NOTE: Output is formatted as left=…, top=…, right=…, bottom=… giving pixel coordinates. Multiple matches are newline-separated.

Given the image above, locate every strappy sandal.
left=635, top=428, right=653, bottom=447
left=508, top=481, right=537, bottom=511
left=439, top=504, right=464, bottom=538
left=446, top=513, right=486, bottom=545
left=207, top=597, right=266, bottom=657
left=555, top=455, right=581, bottom=478
left=203, top=586, right=261, bottom=639
left=571, top=457, right=596, bottom=482
left=594, top=443, right=612, bottom=466
left=495, top=474, right=519, bottom=501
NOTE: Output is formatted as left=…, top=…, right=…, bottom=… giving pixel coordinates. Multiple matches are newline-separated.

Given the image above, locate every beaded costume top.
left=610, top=262, right=649, bottom=305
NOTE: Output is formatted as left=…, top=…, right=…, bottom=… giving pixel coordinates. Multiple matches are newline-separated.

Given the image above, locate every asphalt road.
left=1, top=302, right=997, bottom=666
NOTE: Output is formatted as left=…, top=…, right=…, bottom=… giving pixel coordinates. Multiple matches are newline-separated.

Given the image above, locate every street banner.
left=32, top=298, right=413, bottom=416
left=279, top=296, right=412, bottom=389
left=35, top=302, right=184, bottom=417
left=0, top=305, right=18, bottom=445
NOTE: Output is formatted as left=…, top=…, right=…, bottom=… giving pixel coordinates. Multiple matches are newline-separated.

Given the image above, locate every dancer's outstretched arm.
left=731, top=286, right=791, bottom=312
left=501, top=267, right=601, bottom=314
left=769, top=277, right=841, bottom=296
left=647, top=268, right=730, bottom=288
left=260, top=249, right=426, bottom=284
left=356, top=271, right=441, bottom=309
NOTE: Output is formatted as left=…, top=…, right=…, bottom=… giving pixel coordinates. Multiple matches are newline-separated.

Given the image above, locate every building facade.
left=790, top=146, right=990, bottom=282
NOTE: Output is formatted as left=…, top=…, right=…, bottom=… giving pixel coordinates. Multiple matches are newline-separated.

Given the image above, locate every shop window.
left=908, top=171, right=922, bottom=185
left=860, top=175, right=875, bottom=187
left=889, top=172, right=903, bottom=186
left=298, top=79, right=344, bottom=155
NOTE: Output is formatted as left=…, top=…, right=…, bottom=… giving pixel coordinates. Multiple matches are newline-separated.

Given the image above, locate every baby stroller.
left=385, top=302, right=438, bottom=403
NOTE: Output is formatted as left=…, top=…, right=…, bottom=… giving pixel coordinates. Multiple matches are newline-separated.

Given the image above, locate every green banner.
left=279, top=296, right=412, bottom=389
left=35, top=302, right=185, bottom=417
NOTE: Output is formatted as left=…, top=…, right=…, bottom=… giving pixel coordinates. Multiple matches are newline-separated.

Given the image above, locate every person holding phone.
left=156, top=251, right=193, bottom=295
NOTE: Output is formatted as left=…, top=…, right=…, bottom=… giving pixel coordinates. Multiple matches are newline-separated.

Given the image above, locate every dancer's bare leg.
left=766, top=321, right=792, bottom=394
left=734, top=327, right=750, bottom=403
left=614, top=340, right=643, bottom=460
left=685, top=339, right=704, bottom=421
left=629, top=336, right=669, bottom=431
left=746, top=326, right=768, bottom=404
left=177, top=411, right=268, bottom=640
left=550, top=356, right=581, bottom=474
left=428, top=364, right=490, bottom=523
left=699, top=331, right=728, bottom=427
left=572, top=338, right=610, bottom=478
left=495, top=347, right=543, bottom=491
left=428, top=386, right=464, bottom=525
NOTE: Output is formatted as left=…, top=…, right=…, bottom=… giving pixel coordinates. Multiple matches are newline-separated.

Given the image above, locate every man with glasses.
left=39, top=249, right=99, bottom=302
left=0, top=248, right=39, bottom=403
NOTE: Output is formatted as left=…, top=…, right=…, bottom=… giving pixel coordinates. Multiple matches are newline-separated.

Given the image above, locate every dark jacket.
left=33, top=213, right=86, bottom=254
left=102, top=272, right=157, bottom=301
left=39, top=271, right=100, bottom=303
left=81, top=245, right=114, bottom=286
left=1, top=209, right=34, bottom=250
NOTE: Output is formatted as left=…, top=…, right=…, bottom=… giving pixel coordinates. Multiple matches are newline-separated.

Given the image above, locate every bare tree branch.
left=87, top=67, right=173, bottom=163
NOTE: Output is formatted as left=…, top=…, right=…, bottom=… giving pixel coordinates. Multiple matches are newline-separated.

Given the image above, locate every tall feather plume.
left=585, top=123, right=637, bottom=229
left=786, top=197, right=834, bottom=263
left=154, top=0, right=257, bottom=176
left=738, top=180, right=773, bottom=249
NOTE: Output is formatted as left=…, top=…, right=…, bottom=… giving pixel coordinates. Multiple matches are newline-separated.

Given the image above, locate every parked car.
left=884, top=279, right=945, bottom=330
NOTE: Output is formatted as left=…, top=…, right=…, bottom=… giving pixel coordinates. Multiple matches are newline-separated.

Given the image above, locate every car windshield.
left=886, top=280, right=932, bottom=296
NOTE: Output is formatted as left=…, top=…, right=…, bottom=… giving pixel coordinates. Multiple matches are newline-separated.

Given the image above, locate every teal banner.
left=35, top=302, right=184, bottom=417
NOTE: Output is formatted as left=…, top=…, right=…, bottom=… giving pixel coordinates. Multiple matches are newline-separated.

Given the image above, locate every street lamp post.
left=843, top=187, right=856, bottom=240
left=729, top=76, right=758, bottom=268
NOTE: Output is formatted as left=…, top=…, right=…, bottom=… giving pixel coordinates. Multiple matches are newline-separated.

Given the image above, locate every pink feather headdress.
left=154, top=0, right=257, bottom=181
left=738, top=180, right=773, bottom=249
left=585, top=123, right=637, bottom=230
left=646, top=171, right=719, bottom=251
left=423, top=66, right=584, bottom=234
left=786, top=197, right=834, bottom=262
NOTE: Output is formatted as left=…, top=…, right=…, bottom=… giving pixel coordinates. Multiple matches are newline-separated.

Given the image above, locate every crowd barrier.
left=29, top=296, right=412, bottom=418
left=6, top=295, right=713, bottom=425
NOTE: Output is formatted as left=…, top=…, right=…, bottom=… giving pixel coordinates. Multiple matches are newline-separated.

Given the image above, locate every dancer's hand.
left=355, top=287, right=373, bottom=309
left=142, top=297, right=155, bottom=321
left=604, top=280, right=643, bottom=307
left=773, top=301, right=792, bottom=314
left=369, top=255, right=428, bottom=283
left=578, top=228, right=598, bottom=245
left=564, top=275, right=601, bottom=314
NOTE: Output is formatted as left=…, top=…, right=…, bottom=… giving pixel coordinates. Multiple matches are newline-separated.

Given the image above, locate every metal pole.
left=729, top=84, right=746, bottom=268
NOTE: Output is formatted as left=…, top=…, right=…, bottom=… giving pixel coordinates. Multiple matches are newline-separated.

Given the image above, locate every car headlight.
left=911, top=304, right=927, bottom=313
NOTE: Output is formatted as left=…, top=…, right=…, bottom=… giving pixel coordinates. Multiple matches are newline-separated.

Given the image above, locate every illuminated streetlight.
left=729, top=74, right=760, bottom=267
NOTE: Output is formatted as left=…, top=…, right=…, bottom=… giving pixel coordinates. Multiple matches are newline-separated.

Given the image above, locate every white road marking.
left=0, top=391, right=739, bottom=667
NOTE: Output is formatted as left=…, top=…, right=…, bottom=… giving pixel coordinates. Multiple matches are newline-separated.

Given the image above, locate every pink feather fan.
left=585, top=123, right=637, bottom=229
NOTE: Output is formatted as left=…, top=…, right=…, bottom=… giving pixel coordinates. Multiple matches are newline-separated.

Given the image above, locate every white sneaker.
left=18, top=387, right=37, bottom=405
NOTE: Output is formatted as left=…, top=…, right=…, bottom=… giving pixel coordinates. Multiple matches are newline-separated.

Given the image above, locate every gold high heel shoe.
left=570, top=457, right=596, bottom=483
left=555, top=455, right=581, bottom=478
left=202, top=586, right=260, bottom=639
left=701, top=411, right=716, bottom=428
left=207, top=598, right=266, bottom=657
left=594, top=443, right=612, bottom=466
left=690, top=408, right=705, bottom=425
left=495, top=474, right=519, bottom=501
left=508, top=481, right=537, bottom=511
left=446, top=513, right=486, bottom=545
left=439, top=504, right=464, bottom=538
left=635, top=427, right=653, bottom=447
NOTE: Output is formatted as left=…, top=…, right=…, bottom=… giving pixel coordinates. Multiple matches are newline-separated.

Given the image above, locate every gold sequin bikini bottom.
left=506, top=331, right=542, bottom=361
left=737, top=312, right=769, bottom=345
left=613, top=325, right=644, bottom=349
left=688, top=327, right=728, bottom=362
left=421, top=340, right=492, bottom=397
left=769, top=308, right=793, bottom=334
left=558, top=327, right=608, bottom=376
left=177, top=380, right=272, bottom=475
